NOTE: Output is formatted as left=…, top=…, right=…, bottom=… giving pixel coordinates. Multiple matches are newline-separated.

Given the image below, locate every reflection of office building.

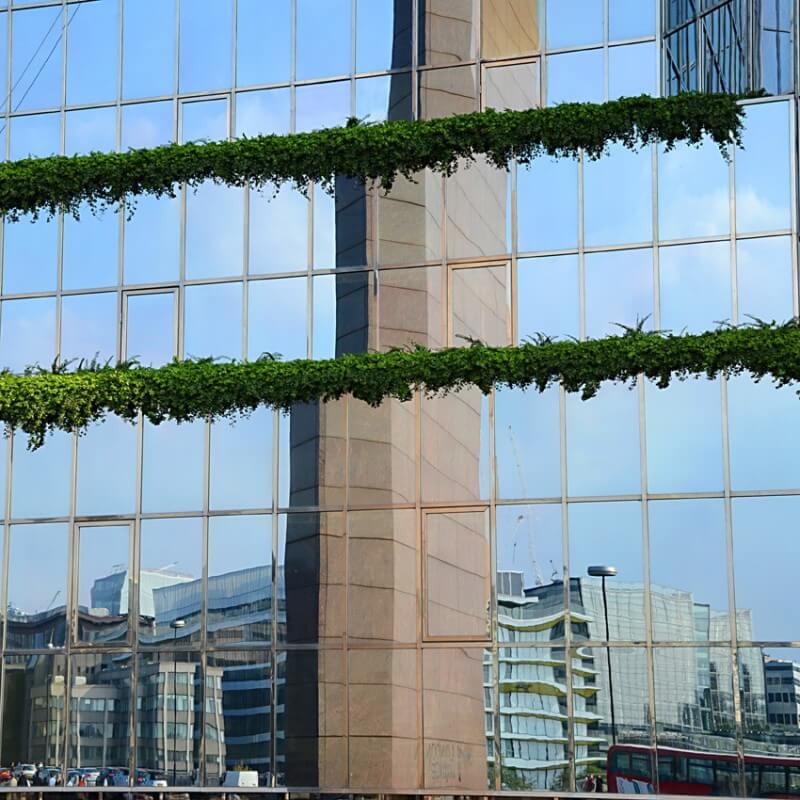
left=765, top=661, right=800, bottom=730
left=494, top=572, right=773, bottom=787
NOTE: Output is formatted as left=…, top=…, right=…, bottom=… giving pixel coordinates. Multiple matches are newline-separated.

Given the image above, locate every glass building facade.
left=0, top=0, right=796, bottom=794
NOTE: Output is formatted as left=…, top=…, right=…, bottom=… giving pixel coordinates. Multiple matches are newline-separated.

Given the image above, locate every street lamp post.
left=169, top=620, right=186, bottom=787
left=588, top=566, right=617, bottom=747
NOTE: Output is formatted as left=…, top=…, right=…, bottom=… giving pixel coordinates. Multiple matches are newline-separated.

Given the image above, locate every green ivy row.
left=6, top=322, right=799, bottom=449
left=0, top=93, right=744, bottom=220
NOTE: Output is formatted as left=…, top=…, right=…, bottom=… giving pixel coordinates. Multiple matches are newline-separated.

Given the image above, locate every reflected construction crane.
left=507, top=425, right=545, bottom=587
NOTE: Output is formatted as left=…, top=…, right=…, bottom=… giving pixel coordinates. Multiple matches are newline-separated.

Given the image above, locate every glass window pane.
left=585, top=144, right=652, bottom=246
left=121, top=100, right=174, bottom=150
left=355, top=73, right=413, bottom=123
left=185, top=184, right=244, bottom=279
left=517, top=255, right=579, bottom=340
left=570, top=502, right=645, bottom=641
left=610, top=0, right=655, bottom=39
left=7, top=523, right=68, bottom=649
left=9, top=112, right=60, bottom=160
left=205, top=652, right=272, bottom=784
left=249, top=184, right=308, bottom=274
left=348, top=400, right=415, bottom=506
left=11, top=429, right=71, bottom=519
left=483, top=61, right=540, bottom=112
left=737, top=236, right=794, bottom=323
left=377, top=171, right=444, bottom=266
left=123, top=195, right=180, bottom=284
left=236, top=0, right=291, bottom=86
left=184, top=282, right=243, bottom=360
left=296, top=0, right=351, bottom=80
left=654, top=647, right=736, bottom=761
left=178, top=0, right=232, bottom=92
left=574, top=647, right=652, bottom=792
left=348, top=648, right=418, bottom=787
left=736, top=100, right=792, bottom=233
left=496, top=504, right=563, bottom=641
left=356, top=0, right=411, bottom=72
left=585, top=249, right=653, bottom=339
left=60, top=292, right=118, bottom=365
left=248, top=277, right=307, bottom=362
left=66, top=0, right=117, bottom=105
left=0, top=296, right=56, bottom=373
left=62, top=205, right=119, bottom=289
left=547, top=0, right=603, bottom=47
left=645, top=377, right=723, bottom=493
left=235, top=87, right=290, bottom=137
left=547, top=49, right=604, bottom=105
left=68, top=653, right=132, bottom=773
left=378, top=264, right=443, bottom=351
left=12, top=6, right=63, bottom=111
left=495, top=385, right=561, bottom=499
left=418, top=64, right=479, bottom=118
left=728, top=376, right=800, bottom=491
left=136, top=651, right=201, bottom=781
left=659, top=138, right=730, bottom=240
left=0, top=14, right=8, bottom=114
left=2, top=654, right=67, bottom=766
left=648, top=499, right=729, bottom=642
left=65, top=106, right=116, bottom=156
left=733, top=497, right=799, bottom=642
left=208, top=516, right=271, bottom=645
left=312, top=273, right=336, bottom=359
left=125, top=291, right=176, bottom=366
left=277, top=649, right=346, bottom=783
left=348, top=510, right=417, bottom=644
left=446, top=158, right=509, bottom=259
left=741, top=646, right=798, bottom=768
left=422, top=387, right=490, bottom=502
left=312, top=183, right=335, bottom=268
left=210, top=408, right=272, bottom=510
left=481, top=0, right=541, bottom=59
left=659, top=241, right=731, bottom=333
left=123, top=0, right=175, bottom=98
left=277, top=398, right=346, bottom=509
left=517, top=158, right=578, bottom=252
left=566, top=382, right=640, bottom=496
left=142, top=420, right=204, bottom=513
left=422, top=648, right=489, bottom=789
left=77, top=525, right=130, bottom=644
left=451, top=264, right=510, bottom=347
left=296, top=80, right=351, bottom=132
left=609, top=41, right=656, bottom=98
left=425, top=510, right=489, bottom=638
left=277, top=512, right=345, bottom=645
left=3, top=214, right=58, bottom=294
left=419, top=0, right=477, bottom=65
left=139, top=518, right=203, bottom=645
left=76, top=416, right=136, bottom=516
left=181, top=97, right=227, bottom=142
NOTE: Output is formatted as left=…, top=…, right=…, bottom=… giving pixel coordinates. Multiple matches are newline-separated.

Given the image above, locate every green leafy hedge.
left=0, top=92, right=744, bottom=220
left=6, top=322, right=799, bottom=449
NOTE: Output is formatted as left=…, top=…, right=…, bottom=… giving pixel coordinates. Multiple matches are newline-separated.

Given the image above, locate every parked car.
left=222, top=770, right=259, bottom=788
left=136, top=769, right=167, bottom=787
left=0, top=767, right=11, bottom=783
left=15, top=764, right=36, bottom=780
left=96, top=767, right=129, bottom=787
left=79, top=767, right=100, bottom=786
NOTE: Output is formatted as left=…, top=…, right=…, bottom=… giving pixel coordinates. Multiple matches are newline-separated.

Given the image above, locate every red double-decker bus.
left=607, top=743, right=800, bottom=797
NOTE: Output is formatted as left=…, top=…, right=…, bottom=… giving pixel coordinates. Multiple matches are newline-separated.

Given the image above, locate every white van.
left=222, top=771, right=259, bottom=788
